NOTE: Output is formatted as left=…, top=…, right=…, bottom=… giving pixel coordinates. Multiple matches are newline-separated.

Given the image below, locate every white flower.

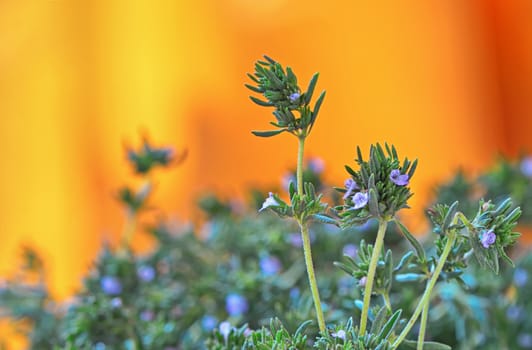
left=219, top=321, right=232, bottom=340
left=259, top=192, right=279, bottom=212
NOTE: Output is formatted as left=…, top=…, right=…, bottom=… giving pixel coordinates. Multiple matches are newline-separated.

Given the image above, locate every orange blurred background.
left=0, top=0, right=531, bottom=308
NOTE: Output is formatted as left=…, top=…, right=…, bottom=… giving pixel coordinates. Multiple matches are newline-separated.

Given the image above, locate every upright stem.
left=392, top=230, right=457, bottom=348
left=417, top=299, right=430, bottom=350
left=359, top=219, right=388, bottom=336
left=296, top=135, right=326, bottom=334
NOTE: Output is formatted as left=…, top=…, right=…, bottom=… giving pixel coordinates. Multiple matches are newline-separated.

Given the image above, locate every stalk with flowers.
left=245, top=55, right=523, bottom=348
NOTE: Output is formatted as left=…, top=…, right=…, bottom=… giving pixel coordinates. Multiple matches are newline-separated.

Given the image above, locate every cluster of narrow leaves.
left=246, top=55, right=326, bottom=138
left=335, top=143, right=417, bottom=226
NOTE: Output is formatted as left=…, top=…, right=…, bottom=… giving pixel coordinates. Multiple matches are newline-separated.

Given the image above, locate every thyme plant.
left=247, top=56, right=522, bottom=349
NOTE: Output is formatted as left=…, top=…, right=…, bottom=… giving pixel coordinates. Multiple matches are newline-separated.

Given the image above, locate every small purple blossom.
left=352, top=192, right=369, bottom=209
left=521, top=157, right=532, bottom=178
left=332, top=329, right=346, bottom=340
left=110, top=297, right=122, bottom=308
left=358, top=276, right=367, bottom=287
left=342, top=244, right=358, bottom=258
left=343, top=178, right=359, bottom=199
left=225, top=293, right=249, bottom=316
left=289, top=287, right=300, bottom=300
left=514, top=268, right=529, bottom=287
left=137, top=265, right=156, bottom=282
left=480, top=230, right=496, bottom=249
left=506, top=305, right=524, bottom=321
left=289, top=92, right=300, bottom=103
left=201, top=315, right=218, bottom=331
left=259, top=192, right=279, bottom=212
left=100, top=276, right=122, bottom=295
left=288, top=233, right=303, bottom=248
left=260, top=256, right=282, bottom=276
left=219, top=321, right=232, bottom=340
left=390, top=169, right=409, bottom=186
left=518, top=333, right=532, bottom=348
left=140, top=310, right=155, bottom=322
left=308, top=157, right=325, bottom=174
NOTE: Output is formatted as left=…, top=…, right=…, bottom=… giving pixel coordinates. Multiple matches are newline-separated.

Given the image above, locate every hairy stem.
left=392, top=229, right=457, bottom=348
left=296, top=136, right=326, bottom=334
left=359, top=219, right=388, bottom=336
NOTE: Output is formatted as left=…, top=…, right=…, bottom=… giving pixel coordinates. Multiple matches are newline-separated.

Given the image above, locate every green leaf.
left=309, top=90, right=326, bottom=133
left=399, top=340, right=451, bottom=350
left=244, top=83, right=263, bottom=93
left=304, top=72, right=319, bottom=104
left=249, top=95, right=274, bottom=107
left=442, top=201, right=459, bottom=232
left=311, top=214, right=338, bottom=226
left=377, top=309, right=402, bottom=340
left=370, top=306, right=389, bottom=335
left=251, top=129, right=287, bottom=137
left=368, top=188, right=380, bottom=218
left=395, top=220, right=426, bottom=262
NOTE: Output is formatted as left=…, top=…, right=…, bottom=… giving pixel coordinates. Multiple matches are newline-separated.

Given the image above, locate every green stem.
left=296, top=136, right=305, bottom=196
left=295, top=135, right=326, bottom=334
left=359, top=219, right=388, bottom=336
left=392, top=230, right=457, bottom=348
left=299, top=221, right=326, bottom=334
left=417, top=298, right=430, bottom=350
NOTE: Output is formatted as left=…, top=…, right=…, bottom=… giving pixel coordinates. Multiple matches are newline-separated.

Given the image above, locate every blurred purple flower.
left=390, top=169, right=409, bottom=186
left=288, top=233, right=303, bottom=248
left=506, top=305, right=524, bottom=321
left=518, top=333, right=532, bottom=348
left=226, top=293, right=249, bottom=316
left=308, top=157, right=325, bottom=174
left=342, top=244, right=358, bottom=258
left=137, top=265, right=156, bottom=282
left=480, top=231, right=496, bottom=249
left=352, top=192, right=369, bottom=209
left=100, top=276, right=122, bottom=295
left=110, top=297, right=122, bottom=308
left=140, top=310, right=155, bottom=322
left=521, top=157, right=532, bottom=178
left=343, top=178, right=359, bottom=199
left=358, top=276, right=367, bottom=287
left=289, top=287, right=300, bottom=300
left=514, top=268, right=529, bottom=287
left=260, top=256, right=282, bottom=276
left=201, top=315, right=218, bottom=331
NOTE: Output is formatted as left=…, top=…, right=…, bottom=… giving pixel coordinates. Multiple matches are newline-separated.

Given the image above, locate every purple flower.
left=110, top=297, right=122, bottom=308
left=225, top=293, right=249, bottom=316
left=260, top=256, right=282, bottom=276
left=521, top=157, right=532, bottom=178
left=332, top=329, right=346, bottom=340
left=506, top=305, right=524, bottom=321
left=137, top=265, right=156, bottom=282
left=342, top=244, right=358, bottom=258
left=390, top=169, right=409, bottom=186
left=259, top=192, right=279, bottom=212
left=514, top=268, right=529, bottom=287
left=358, top=276, right=367, bottom=287
left=201, top=315, right=218, bottom=331
left=289, top=287, right=300, bottom=300
left=308, top=157, right=325, bottom=174
left=289, top=92, right=300, bottom=103
left=140, top=310, right=155, bottom=322
left=352, top=192, right=369, bottom=209
left=480, top=231, right=496, bottom=248
left=343, top=178, right=359, bottom=199
left=288, top=233, right=303, bottom=248
left=100, top=276, right=122, bottom=295
left=518, top=333, right=532, bottom=348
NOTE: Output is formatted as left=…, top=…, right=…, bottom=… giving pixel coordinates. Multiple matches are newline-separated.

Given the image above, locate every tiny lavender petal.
left=259, top=192, right=279, bottom=212
left=260, top=256, right=282, bottom=276
left=520, top=157, right=532, bottom=178
left=308, top=157, right=325, bottom=174
left=342, top=244, right=358, bottom=258
left=137, top=265, right=156, bottom=282
left=100, top=276, right=122, bottom=295
left=332, top=329, right=346, bottom=340
left=219, top=321, right=232, bottom=340
left=225, top=293, right=249, bottom=316
left=390, top=169, right=409, bottom=186
left=358, top=276, right=367, bottom=287
left=480, top=230, right=496, bottom=248
left=343, top=178, right=359, bottom=199
left=352, top=192, right=369, bottom=209
left=289, top=92, right=300, bottom=103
